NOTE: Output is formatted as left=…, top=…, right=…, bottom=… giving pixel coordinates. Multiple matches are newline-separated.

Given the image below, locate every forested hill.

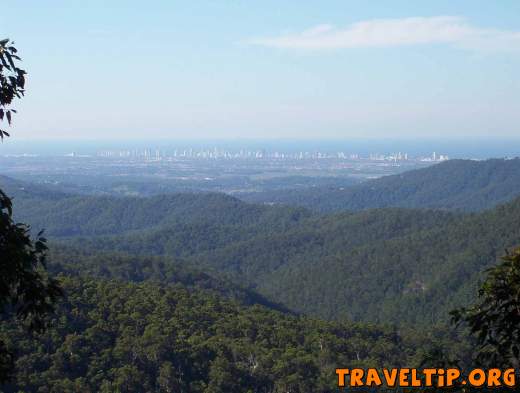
left=6, top=172, right=520, bottom=327
left=1, top=178, right=311, bottom=237
left=60, top=197, right=520, bottom=327
left=46, top=246, right=290, bottom=313
left=0, top=174, right=70, bottom=201
left=4, top=177, right=465, bottom=392
left=240, top=158, right=520, bottom=212
left=1, top=276, right=446, bottom=392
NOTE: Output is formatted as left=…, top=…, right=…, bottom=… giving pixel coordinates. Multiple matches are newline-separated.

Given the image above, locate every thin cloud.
left=247, top=16, right=520, bottom=52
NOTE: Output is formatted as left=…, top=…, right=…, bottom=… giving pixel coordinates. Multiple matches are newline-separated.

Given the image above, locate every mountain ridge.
left=5, top=162, right=520, bottom=327
left=239, top=158, right=520, bottom=212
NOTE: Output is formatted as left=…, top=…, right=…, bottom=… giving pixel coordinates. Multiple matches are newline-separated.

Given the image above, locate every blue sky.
left=2, top=0, right=520, bottom=140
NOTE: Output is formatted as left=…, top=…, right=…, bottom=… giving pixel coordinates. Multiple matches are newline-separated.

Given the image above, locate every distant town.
left=93, top=147, right=449, bottom=162
left=1, top=145, right=449, bottom=197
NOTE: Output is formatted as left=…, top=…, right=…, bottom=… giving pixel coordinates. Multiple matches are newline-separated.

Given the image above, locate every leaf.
left=0, top=55, right=9, bottom=69
left=5, top=51, right=15, bottom=70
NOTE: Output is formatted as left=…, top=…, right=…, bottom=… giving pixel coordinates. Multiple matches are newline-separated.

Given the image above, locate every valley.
left=2, top=155, right=518, bottom=392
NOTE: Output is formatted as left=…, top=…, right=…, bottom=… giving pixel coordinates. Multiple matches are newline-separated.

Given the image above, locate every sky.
left=1, top=0, right=520, bottom=140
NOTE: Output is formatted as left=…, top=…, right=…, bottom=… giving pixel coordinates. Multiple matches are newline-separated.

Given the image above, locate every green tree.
left=451, top=247, right=520, bottom=369
left=0, top=38, right=25, bottom=139
left=0, top=38, right=62, bottom=383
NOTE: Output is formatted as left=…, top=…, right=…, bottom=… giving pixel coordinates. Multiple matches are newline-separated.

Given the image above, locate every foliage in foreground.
left=0, top=38, right=62, bottom=384
left=0, top=187, right=62, bottom=383
left=452, top=247, right=520, bottom=370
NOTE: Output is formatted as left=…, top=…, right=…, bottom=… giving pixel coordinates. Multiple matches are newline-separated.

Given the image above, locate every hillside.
left=0, top=174, right=70, bottom=201
left=53, top=198, right=520, bottom=327
left=6, top=171, right=520, bottom=327
left=0, top=276, right=442, bottom=392
left=240, top=158, right=520, bottom=212
left=252, top=197, right=520, bottom=324
left=1, top=180, right=311, bottom=237
left=47, top=246, right=289, bottom=312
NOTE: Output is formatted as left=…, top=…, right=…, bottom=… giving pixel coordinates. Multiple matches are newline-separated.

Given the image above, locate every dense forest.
left=4, top=166, right=520, bottom=326
left=51, top=196, right=520, bottom=325
left=0, top=276, right=466, bottom=392
left=1, top=176, right=310, bottom=238
left=240, top=158, right=520, bottom=212
left=46, top=248, right=290, bottom=313
left=2, top=163, right=519, bottom=391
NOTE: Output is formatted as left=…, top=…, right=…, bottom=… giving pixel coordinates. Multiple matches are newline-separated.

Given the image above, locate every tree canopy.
left=452, top=247, right=520, bottom=369
left=0, top=39, right=26, bottom=139
left=0, top=39, right=62, bottom=383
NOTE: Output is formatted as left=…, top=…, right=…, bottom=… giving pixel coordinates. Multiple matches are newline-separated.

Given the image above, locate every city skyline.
left=2, top=137, right=520, bottom=160
left=94, top=146, right=448, bottom=162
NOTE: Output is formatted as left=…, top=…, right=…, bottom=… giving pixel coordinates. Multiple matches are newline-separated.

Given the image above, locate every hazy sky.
left=2, top=0, right=520, bottom=140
